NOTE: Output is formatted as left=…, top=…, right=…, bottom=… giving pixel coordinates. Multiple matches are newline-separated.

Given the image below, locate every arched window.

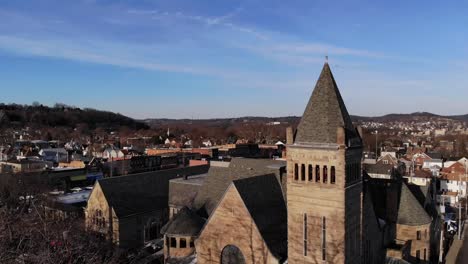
left=331, top=166, right=336, bottom=184
left=308, top=165, right=313, bottom=181
left=221, top=245, right=246, bottom=264
left=315, top=165, right=320, bottom=182
left=144, top=218, right=161, bottom=241
left=323, top=166, right=328, bottom=183
left=94, top=209, right=105, bottom=229
left=294, top=164, right=299, bottom=181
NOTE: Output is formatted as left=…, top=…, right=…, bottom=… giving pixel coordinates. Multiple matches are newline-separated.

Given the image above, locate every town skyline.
left=1, top=0, right=468, bottom=119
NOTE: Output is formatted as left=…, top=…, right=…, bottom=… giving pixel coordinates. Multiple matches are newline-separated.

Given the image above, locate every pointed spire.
left=295, top=63, right=359, bottom=145
left=397, top=183, right=431, bottom=225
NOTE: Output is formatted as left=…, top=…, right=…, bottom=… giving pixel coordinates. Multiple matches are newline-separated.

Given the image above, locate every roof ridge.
left=295, top=62, right=359, bottom=145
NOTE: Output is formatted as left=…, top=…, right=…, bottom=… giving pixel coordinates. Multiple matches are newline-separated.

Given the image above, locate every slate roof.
left=233, top=174, right=287, bottom=261
left=364, top=163, right=395, bottom=176
left=192, top=158, right=286, bottom=216
left=295, top=62, right=360, bottom=146
left=397, top=183, right=432, bottom=226
left=366, top=178, right=432, bottom=226
left=407, top=184, right=428, bottom=207
left=97, top=165, right=209, bottom=218
left=161, top=207, right=206, bottom=236
left=407, top=183, right=438, bottom=218
left=168, top=174, right=207, bottom=208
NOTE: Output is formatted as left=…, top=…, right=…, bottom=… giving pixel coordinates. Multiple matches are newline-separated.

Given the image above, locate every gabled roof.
left=168, top=174, right=207, bottom=208
left=397, top=183, right=432, bottom=226
left=364, top=163, right=395, bottom=176
left=97, top=165, right=209, bottom=218
left=295, top=62, right=360, bottom=146
left=161, top=207, right=206, bottom=236
left=192, top=158, right=285, bottom=216
left=233, top=174, right=287, bottom=260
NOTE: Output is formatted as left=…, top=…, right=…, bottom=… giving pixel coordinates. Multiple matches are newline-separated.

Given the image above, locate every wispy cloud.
left=126, top=8, right=268, bottom=40
left=0, top=35, right=224, bottom=76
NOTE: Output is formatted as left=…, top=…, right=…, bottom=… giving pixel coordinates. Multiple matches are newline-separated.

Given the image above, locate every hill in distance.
left=144, top=112, right=468, bottom=126
left=0, top=103, right=148, bottom=130
left=1, top=102, right=466, bottom=131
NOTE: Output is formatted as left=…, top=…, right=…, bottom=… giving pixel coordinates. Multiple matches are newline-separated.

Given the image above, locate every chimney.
left=286, top=127, right=293, bottom=145
left=337, top=127, right=346, bottom=145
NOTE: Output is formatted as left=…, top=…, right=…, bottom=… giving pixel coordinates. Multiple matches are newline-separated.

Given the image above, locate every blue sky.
left=1, top=0, right=467, bottom=119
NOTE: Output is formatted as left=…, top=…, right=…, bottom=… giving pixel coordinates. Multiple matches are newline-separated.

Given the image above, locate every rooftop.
left=294, top=62, right=360, bottom=147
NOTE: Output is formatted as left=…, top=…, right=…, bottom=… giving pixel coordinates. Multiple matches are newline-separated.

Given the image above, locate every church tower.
left=287, top=62, right=363, bottom=264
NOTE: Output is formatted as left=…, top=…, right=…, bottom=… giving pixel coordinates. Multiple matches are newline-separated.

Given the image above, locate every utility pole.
left=375, top=130, right=378, bottom=160
left=459, top=169, right=462, bottom=240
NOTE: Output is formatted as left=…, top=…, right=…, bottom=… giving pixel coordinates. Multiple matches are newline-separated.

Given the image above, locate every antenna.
left=325, top=55, right=329, bottom=63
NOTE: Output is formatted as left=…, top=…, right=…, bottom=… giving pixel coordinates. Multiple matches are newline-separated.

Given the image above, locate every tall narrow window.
left=170, top=237, right=177, bottom=248
left=190, top=238, right=195, bottom=248
left=303, top=213, right=308, bottom=256
left=308, top=165, right=313, bottom=181
left=331, top=166, right=336, bottom=184
left=294, top=164, right=299, bottom=181
left=322, top=217, right=326, bottom=261
left=323, top=166, right=328, bottom=183
left=180, top=238, right=187, bottom=248
left=423, top=248, right=426, bottom=261
left=301, top=164, right=306, bottom=181
left=424, top=229, right=427, bottom=239
left=316, top=165, right=320, bottom=182
left=417, top=230, right=421, bottom=240
left=416, top=250, right=420, bottom=261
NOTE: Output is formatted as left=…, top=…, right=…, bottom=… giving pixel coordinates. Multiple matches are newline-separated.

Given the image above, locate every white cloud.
left=127, top=8, right=267, bottom=40
left=0, top=35, right=221, bottom=75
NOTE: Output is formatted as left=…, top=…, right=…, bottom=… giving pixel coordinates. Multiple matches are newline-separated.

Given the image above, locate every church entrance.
left=221, top=245, right=246, bottom=264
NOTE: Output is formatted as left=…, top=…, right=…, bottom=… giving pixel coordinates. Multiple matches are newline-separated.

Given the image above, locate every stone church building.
left=161, top=62, right=435, bottom=264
